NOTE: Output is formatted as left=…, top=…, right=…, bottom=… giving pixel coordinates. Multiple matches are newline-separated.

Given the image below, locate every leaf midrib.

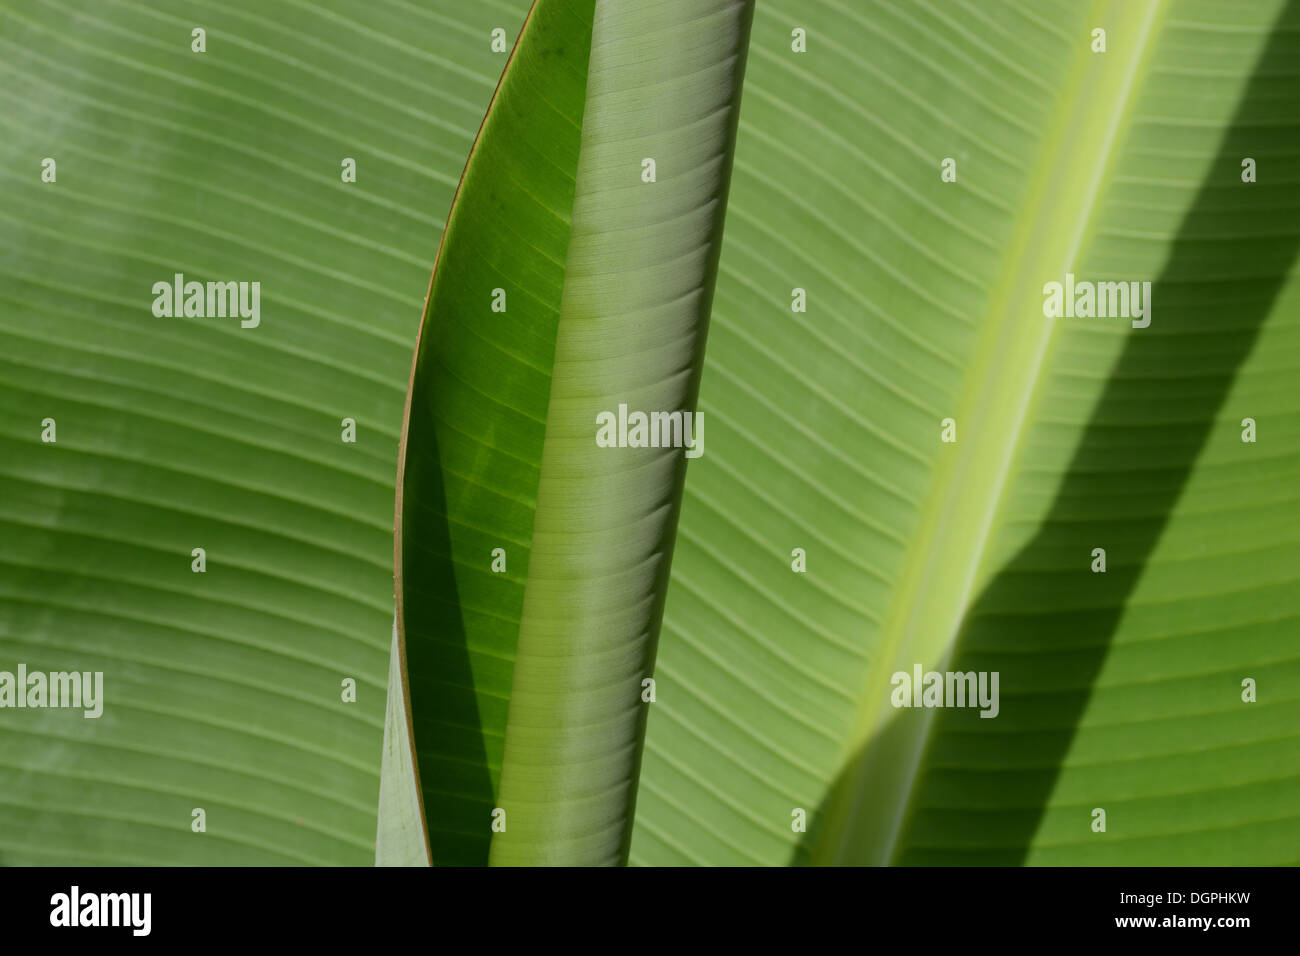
left=809, top=0, right=1168, bottom=866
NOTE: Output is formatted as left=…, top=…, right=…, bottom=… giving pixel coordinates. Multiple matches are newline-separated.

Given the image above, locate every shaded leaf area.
left=0, top=0, right=518, bottom=864
left=634, top=0, right=1300, bottom=865
left=887, top=3, right=1300, bottom=864
left=395, top=0, right=594, bottom=867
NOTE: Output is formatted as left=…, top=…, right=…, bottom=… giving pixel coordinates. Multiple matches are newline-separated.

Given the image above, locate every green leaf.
left=386, top=0, right=595, bottom=867
left=0, top=0, right=518, bottom=865
left=4, top=0, right=1297, bottom=870
left=630, top=0, right=1300, bottom=865
left=388, top=0, right=756, bottom=865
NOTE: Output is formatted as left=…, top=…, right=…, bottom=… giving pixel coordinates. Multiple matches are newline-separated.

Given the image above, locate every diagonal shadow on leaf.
left=799, top=0, right=1300, bottom=865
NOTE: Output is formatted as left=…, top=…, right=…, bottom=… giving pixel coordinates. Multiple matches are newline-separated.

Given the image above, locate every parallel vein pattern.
left=0, top=0, right=514, bottom=865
